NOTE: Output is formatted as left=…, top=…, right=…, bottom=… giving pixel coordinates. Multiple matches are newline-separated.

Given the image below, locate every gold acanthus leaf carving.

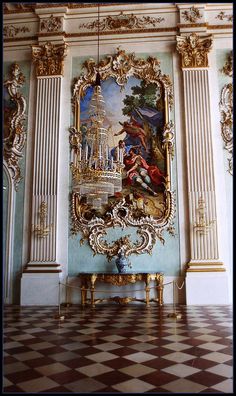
left=182, top=6, right=203, bottom=23
left=79, top=11, right=164, bottom=31
left=32, top=42, right=67, bottom=77
left=176, top=33, right=212, bottom=68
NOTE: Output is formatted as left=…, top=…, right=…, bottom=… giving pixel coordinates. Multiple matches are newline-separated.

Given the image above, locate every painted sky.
left=80, top=76, right=141, bottom=148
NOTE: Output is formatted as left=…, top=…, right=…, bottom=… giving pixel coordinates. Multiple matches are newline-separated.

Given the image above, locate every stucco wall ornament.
left=32, top=41, right=67, bottom=77
left=219, top=83, right=233, bottom=175
left=220, top=51, right=232, bottom=77
left=216, top=11, right=233, bottom=22
left=4, top=63, right=27, bottom=190
left=3, top=24, right=30, bottom=38
left=32, top=201, right=53, bottom=238
left=176, top=33, right=212, bottom=68
left=79, top=11, right=164, bottom=31
left=70, top=48, right=176, bottom=259
left=182, top=6, right=203, bottom=23
left=40, top=14, right=63, bottom=32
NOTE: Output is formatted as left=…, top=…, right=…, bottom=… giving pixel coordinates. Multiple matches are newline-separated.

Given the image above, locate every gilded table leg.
left=145, top=286, right=150, bottom=307
left=81, top=285, right=86, bottom=306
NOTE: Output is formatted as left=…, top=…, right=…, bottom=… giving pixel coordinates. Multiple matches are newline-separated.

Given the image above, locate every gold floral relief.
left=70, top=48, right=176, bottom=259
left=181, top=6, right=203, bottom=23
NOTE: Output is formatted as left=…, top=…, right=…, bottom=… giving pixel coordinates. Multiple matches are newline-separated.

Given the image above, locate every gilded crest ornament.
left=70, top=48, right=176, bottom=259
left=32, top=41, right=67, bottom=77
left=182, top=6, right=203, bottom=23
left=219, top=83, right=233, bottom=175
left=4, top=63, right=26, bottom=189
left=40, top=14, right=63, bottom=32
left=176, top=33, right=213, bottom=68
left=79, top=11, right=164, bottom=31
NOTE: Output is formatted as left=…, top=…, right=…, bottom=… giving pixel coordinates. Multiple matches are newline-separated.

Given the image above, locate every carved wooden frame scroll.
left=70, top=48, right=176, bottom=259
left=220, top=83, right=233, bottom=175
left=4, top=63, right=27, bottom=190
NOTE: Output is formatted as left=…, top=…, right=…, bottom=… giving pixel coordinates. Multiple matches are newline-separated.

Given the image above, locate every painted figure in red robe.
left=124, top=147, right=164, bottom=196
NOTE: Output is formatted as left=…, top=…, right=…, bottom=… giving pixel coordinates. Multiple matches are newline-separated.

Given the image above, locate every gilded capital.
left=176, top=33, right=212, bottom=68
left=32, top=42, right=67, bottom=77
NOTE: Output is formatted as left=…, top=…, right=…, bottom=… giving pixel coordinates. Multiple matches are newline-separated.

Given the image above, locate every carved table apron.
left=79, top=273, right=164, bottom=307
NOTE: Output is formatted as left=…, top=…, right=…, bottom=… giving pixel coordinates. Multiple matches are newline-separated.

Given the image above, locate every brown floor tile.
left=49, top=369, right=87, bottom=385
left=5, top=368, right=42, bottom=384
left=94, top=370, right=133, bottom=385
left=186, top=371, right=228, bottom=387
left=140, top=371, right=179, bottom=386
left=143, top=357, right=174, bottom=370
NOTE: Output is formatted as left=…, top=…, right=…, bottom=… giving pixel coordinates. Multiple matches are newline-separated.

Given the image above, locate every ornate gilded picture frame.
left=70, top=48, right=175, bottom=259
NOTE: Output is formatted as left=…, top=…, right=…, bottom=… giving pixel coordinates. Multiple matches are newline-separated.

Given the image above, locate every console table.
left=79, top=273, right=164, bottom=307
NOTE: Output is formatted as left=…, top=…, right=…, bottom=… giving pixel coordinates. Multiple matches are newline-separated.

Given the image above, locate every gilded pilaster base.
left=186, top=261, right=226, bottom=272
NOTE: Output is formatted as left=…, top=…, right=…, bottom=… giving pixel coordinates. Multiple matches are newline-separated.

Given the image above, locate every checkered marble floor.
left=3, top=304, right=233, bottom=393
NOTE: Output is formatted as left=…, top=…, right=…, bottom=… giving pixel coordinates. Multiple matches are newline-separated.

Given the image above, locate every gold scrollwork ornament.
left=79, top=11, right=164, bottom=31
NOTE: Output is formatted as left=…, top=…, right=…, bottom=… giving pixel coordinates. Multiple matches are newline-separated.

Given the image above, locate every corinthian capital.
left=32, top=42, right=67, bottom=77
left=176, top=33, right=212, bottom=68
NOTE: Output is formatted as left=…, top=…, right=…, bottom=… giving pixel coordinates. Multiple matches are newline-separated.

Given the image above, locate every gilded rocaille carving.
left=176, top=33, right=212, bottom=68
left=40, top=14, right=63, bottom=32
left=79, top=11, right=164, bottom=31
left=220, top=51, right=232, bottom=77
left=32, top=42, right=67, bottom=77
left=4, top=63, right=26, bottom=189
left=32, top=201, right=53, bottom=238
left=3, top=24, right=30, bottom=38
left=216, top=11, right=233, bottom=22
left=70, top=48, right=176, bottom=259
left=220, top=83, right=233, bottom=175
left=182, top=6, right=203, bottom=23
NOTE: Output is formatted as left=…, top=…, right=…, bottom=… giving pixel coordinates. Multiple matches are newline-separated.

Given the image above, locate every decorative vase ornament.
left=115, top=251, right=132, bottom=273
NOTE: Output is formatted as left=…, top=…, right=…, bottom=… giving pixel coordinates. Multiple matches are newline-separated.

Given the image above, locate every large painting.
left=70, top=49, right=175, bottom=259
left=79, top=76, right=165, bottom=218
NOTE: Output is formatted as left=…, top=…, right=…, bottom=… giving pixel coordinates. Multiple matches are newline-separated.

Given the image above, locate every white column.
left=177, top=34, right=230, bottom=304
left=21, top=42, right=68, bottom=305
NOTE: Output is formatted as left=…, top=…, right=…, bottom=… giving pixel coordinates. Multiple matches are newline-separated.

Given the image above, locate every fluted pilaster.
left=24, top=42, right=67, bottom=274
left=176, top=33, right=229, bottom=304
